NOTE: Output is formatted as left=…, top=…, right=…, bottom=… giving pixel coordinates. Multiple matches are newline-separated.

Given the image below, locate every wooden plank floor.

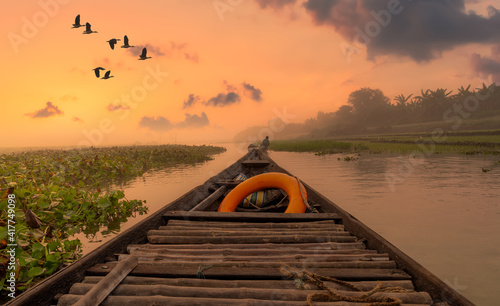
left=55, top=212, right=434, bottom=305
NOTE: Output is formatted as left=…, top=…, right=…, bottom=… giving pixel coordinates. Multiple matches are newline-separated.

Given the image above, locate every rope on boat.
left=280, top=264, right=412, bottom=306
left=294, top=176, right=318, bottom=213
left=197, top=265, right=213, bottom=279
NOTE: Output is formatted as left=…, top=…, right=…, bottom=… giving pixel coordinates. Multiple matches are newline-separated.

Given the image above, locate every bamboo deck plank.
left=57, top=294, right=431, bottom=306
left=112, top=257, right=397, bottom=269
left=87, top=262, right=411, bottom=280
left=148, top=229, right=352, bottom=237
left=81, top=276, right=416, bottom=291
left=127, top=241, right=366, bottom=251
left=117, top=253, right=389, bottom=262
left=72, top=256, right=137, bottom=306
left=148, top=234, right=358, bottom=244
left=162, top=211, right=342, bottom=223
left=67, top=283, right=432, bottom=304
left=127, top=248, right=377, bottom=259
left=159, top=224, right=346, bottom=231
left=165, top=219, right=340, bottom=228
left=127, top=248, right=378, bottom=257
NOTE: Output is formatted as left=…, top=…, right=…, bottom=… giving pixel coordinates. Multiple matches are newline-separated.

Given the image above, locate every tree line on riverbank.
left=235, top=83, right=500, bottom=141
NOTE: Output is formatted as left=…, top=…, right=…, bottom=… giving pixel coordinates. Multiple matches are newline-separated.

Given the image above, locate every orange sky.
left=1, top=0, right=498, bottom=148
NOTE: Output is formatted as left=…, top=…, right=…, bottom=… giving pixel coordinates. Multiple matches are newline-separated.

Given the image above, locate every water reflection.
left=268, top=150, right=499, bottom=306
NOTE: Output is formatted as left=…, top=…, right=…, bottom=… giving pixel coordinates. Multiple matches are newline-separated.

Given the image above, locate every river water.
left=79, top=143, right=500, bottom=305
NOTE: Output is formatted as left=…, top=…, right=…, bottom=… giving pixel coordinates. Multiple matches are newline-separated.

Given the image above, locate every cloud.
left=139, top=116, right=173, bottom=131
left=26, top=102, right=64, bottom=118
left=107, top=104, right=131, bottom=112
left=341, top=78, right=355, bottom=86
left=60, top=94, right=78, bottom=102
left=178, top=112, right=210, bottom=128
left=170, top=42, right=188, bottom=50
left=255, top=0, right=297, bottom=10
left=242, top=82, right=263, bottom=102
left=183, top=94, right=203, bottom=109
left=184, top=52, right=199, bottom=63
left=223, top=80, right=238, bottom=92
left=127, top=42, right=199, bottom=63
left=183, top=81, right=263, bottom=108
left=205, top=92, right=241, bottom=107
left=139, top=113, right=210, bottom=132
left=93, top=57, right=132, bottom=71
left=70, top=67, right=86, bottom=76
left=491, top=43, right=500, bottom=61
left=127, top=43, right=166, bottom=57
left=301, top=0, right=500, bottom=62
left=73, top=117, right=84, bottom=123
left=471, top=52, right=500, bottom=82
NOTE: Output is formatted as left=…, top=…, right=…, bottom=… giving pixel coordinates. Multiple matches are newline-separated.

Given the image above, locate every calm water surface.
left=79, top=143, right=500, bottom=305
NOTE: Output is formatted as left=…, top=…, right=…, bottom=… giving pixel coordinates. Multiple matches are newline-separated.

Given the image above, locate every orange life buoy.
left=218, top=172, right=308, bottom=213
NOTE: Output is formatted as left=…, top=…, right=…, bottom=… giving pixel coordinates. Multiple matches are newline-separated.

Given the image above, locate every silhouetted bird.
left=106, top=38, right=121, bottom=50
left=83, top=22, right=97, bottom=34
left=72, top=14, right=84, bottom=28
left=121, top=35, right=134, bottom=48
left=138, top=47, right=152, bottom=60
left=93, top=67, right=105, bottom=78
left=101, top=70, right=114, bottom=79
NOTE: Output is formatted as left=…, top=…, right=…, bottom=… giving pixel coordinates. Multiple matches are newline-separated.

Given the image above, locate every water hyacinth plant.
left=0, top=144, right=225, bottom=299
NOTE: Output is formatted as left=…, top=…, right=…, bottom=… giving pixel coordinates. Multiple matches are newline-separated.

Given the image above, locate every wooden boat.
left=8, top=149, right=474, bottom=305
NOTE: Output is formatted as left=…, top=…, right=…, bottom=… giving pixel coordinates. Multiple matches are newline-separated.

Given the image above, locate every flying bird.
left=120, top=35, right=134, bottom=48
left=93, top=67, right=105, bottom=78
left=138, top=47, right=152, bottom=60
left=106, top=38, right=121, bottom=50
left=101, top=70, right=114, bottom=79
left=72, top=14, right=83, bottom=28
left=83, top=22, right=97, bottom=34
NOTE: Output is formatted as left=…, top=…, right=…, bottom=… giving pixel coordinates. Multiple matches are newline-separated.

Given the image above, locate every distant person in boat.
left=260, top=136, right=270, bottom=151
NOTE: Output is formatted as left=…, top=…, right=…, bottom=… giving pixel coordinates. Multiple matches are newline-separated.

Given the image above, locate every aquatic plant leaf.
left=63, top=211, right=75, bottom=220
left=17, top=239, right=30, bottom=248
left=30, top=228, right=45, bottom=240
left=97, top=198, right=111, bottom=209
left=0, top=226, right=7, bottom=241
left=27, top=266, right=44, bottom=278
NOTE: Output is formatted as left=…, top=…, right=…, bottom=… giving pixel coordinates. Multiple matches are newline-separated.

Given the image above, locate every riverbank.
left=270, top=131, right=500, bottom=155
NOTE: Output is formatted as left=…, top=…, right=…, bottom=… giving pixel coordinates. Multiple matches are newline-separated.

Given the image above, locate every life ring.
left=218, top=172, right=308, bottom=213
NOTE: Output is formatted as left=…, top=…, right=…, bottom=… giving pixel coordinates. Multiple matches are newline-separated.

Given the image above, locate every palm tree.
left=394, top=93, right=413, bottom=106
left=475, top=83, right=498, bottom=111
left=415, top=88, right=452, bottom=122
left=457, top=84, right=472, bottom=96
left=392, top=94, right=413, bottom=124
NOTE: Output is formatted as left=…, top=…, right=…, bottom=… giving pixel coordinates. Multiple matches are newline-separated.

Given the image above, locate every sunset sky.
left=2, top=0, right=500, bottom=148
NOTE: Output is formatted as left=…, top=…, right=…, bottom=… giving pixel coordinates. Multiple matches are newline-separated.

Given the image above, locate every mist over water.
left=75, top=143, right=498, bottom=305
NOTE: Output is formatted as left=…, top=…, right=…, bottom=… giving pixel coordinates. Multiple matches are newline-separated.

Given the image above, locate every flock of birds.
left=71, top=14, right=152, bottom=79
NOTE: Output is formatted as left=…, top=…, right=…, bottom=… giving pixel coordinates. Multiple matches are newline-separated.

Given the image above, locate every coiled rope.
left=281, top=265, right=412, bottom=306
